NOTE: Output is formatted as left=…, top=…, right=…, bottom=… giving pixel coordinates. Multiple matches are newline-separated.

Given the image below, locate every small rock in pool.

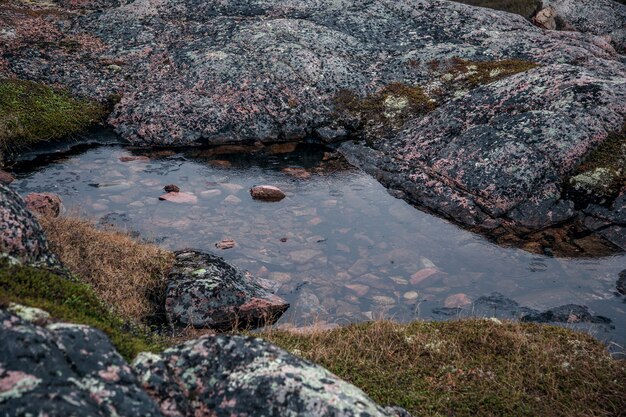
left=0, top=170, right=14, bottom=185
left=250, top=185, right=286, bottom=201
left=444, top=293, right=472, bottom=308
left=215, top=238, right=236, bottom=250
left=159, top=192, right=198, bottom=204
left=24, top=193, right=62, bottom=217
left=163, top=184, right=180, bottom=193
left=282, top=167, right=311, bottom=179
left=119, top=155, right=150, bottom=162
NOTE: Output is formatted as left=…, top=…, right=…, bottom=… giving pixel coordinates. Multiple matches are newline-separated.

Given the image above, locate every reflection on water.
left=11, top=140, right=626, bottom=345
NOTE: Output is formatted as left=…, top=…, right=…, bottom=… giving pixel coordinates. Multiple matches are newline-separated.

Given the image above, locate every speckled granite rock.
left=2, top=0, right=625, bottom=248
left=132, top=334, right=408, bottom=417
left=24, top=192, right=63, bottom=217
left=541, top=0, right=626, bottom=52
left=0, top=184, right=59, bottom=267
left=166, top=250, right=289, bottom=330
left=0, top=308, right=163, bottom=417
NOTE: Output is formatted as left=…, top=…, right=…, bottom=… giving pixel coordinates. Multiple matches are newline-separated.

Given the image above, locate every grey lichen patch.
left=7, top=303, right=51, bottom=324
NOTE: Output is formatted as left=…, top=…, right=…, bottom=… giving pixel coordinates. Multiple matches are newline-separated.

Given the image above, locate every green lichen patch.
left=0, top=258, right=165, bottom=360
left=450, top=0, right=542, bottom=19
left=261, top=320, right=626, bottom=417
left=334, top=83, right=436, bottom=138
left=0, top=79, right=106, bottom=160
left=437, top=57, right=539, bottom=92
left=568, top=127, right=626, bottom=205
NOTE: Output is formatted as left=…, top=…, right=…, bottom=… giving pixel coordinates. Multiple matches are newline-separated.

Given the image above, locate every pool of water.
left=10, top=134, right=626, bottom=346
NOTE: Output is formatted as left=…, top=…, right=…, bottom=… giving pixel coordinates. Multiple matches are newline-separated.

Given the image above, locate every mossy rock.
left=567, top=127, right=626, bottom=206
left=0, top=257, right=164, bottom=360
left=0, top=79, right=106, bottom=162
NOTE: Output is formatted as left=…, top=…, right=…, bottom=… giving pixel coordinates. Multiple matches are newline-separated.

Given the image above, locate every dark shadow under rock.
left=132, top=334, right=409, bottom=417
left=165, top=250, right=289, bottom=330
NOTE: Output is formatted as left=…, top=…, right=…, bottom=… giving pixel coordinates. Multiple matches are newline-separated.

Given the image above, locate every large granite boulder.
left=132, top=334, right=409, bottom=417
left=1, top=0, right=625, bottom=248
left=166, top=250, right=289, bottom=330
left=541, top=0, right=626, bottom=52
left=0, top=307, right=163, bottom=417
left=0, top=184, right=59, bottom=267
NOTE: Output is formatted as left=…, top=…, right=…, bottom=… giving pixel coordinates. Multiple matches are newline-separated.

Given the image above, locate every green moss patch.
left=450, top=0, right=541, bottom=18
left=568, top=127, right=626, bottom=205
left=0, top=258, right=164, bottom=360
left=0, top=79, right=105, bottom=158
left=261, top=320, right=626, bottom=417
left=335, top=83, right=436, bottom=137
left=437, top=57, right=539, bottom=90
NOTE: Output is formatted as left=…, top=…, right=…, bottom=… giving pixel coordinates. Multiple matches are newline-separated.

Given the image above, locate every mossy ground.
left=0, top=79, right=105, bottom=162
left=261, top=320, right=626, bottom=417
left=451, top=0, right=541, bottom=18
left=0, top=258, right=165, bottom=360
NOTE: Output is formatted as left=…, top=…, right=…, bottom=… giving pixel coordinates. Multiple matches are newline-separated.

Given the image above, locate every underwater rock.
left=618, top=270, right=626, bottom=295
left=163, top=184, right=180, bottom=193
left=0, top=308, right=163, bottom=417
left=250, top=185, right=286, bottom=202
left=165, top=250, right=289, bottom=330
left=158, top=192, right=197, bottom=204
left=24, top=192, right=63, bottom=217
left=132, top=334, right=404, bottom=417
left=521, top=304, right=612, bottom=325
left=215, top=238, right=236, bottom=250
left=119, top=155, right=149, bottom=162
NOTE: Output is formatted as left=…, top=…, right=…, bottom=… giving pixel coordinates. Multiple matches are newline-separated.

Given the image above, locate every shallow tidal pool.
left=11, top=132, right=626, bottom=347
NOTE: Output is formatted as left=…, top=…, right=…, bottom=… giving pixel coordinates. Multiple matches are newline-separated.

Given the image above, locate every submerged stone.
left=165, top=250, right=289, bottom=330
left=250, top=185, right=286, bottom=202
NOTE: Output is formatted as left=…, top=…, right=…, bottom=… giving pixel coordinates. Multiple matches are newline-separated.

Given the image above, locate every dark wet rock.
left=0, top=170, right=14, bottom=185
left=0, top=184, right=59, bottom=267
left=618, top=270, right=626, bottom=295
left=521, top=304, right=612, bottom=325
left=165, top=250, right=289, bottom=330
left=471, top=292, right=539, bottom=319
left=0, top=307, right=163, bottom=417
left=163, top=184, right=180, bottom=193
left=250, top=185, right=286, bottom=202
left=542, top=0, right=626, bottom=52
left=24, top=192, right=63, bottom=217
left=132, top=334, right=402, bottom=417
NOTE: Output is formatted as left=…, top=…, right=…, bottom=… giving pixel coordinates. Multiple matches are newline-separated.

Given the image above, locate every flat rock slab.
left=165, top=250, right=289, bottom=330
left=0, top=308, right=163, bottom=417
left=132, top=334, right=409, bottom=417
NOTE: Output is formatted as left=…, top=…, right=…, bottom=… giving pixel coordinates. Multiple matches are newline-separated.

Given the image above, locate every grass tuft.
left=0, top=79, right=105, bottom=158
left=0, top=258, right=164, bottom=360
left=261, top=319, right=626, bottom=417
left=39, top=215, right=174, bottom=324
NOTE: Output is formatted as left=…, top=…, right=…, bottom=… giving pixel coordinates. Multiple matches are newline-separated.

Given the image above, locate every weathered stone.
left=119, top=155, right=150, bottom=162
left=163, top=184, right=180, bottom=193
left=532, top=6, right=557, bottom=30
left=0, top=308, right=163, bottom=417
left=521, top=304, right=612, bottom=324
left=444, top=293, right=472, bottom=308
left=0, top=185, right=59, bottom=266
left=165, top=250, right=289, bottom=330
left=132, top=334, right=402, bottom=417
left=0, top=170, right=14, bottom=185
left=250, top=185, right=286, bottom=202
left=24, top=192, right=62, bottom=218
left=410, top=268, right=439, bottom=285
left=158, top=192, right=198, bottom=204
left=215, top=238, right=236, bottom=250
left=542, top=0, right=626, bottom=52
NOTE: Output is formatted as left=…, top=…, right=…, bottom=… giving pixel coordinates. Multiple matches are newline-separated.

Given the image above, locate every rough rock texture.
left=165, top=250, right=289, bottom=330
left=24, top=192, right=63, bottom=217
left=0, top=308, right=163, bottom=417
left=0, top=184, right=59, bottom=266
left=250, top=185, right=286, bottom=201
left=132, top=334, right=405, bottom=417
left=617, top=269, right=626, bottom=295
left=2, top=0, right=625, bottom=250
left=0, top=171, right=14, bottom=185
left=542, top=0, right=626, bottom=52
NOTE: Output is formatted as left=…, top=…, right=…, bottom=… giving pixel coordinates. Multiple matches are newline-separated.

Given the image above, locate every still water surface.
left=11, top=136, right=626, bottom=346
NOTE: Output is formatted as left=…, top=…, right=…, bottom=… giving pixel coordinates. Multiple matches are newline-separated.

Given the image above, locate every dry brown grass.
left=39, top=215, right=174, bottom=324
left=261, top=319, right=626, bottom=417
